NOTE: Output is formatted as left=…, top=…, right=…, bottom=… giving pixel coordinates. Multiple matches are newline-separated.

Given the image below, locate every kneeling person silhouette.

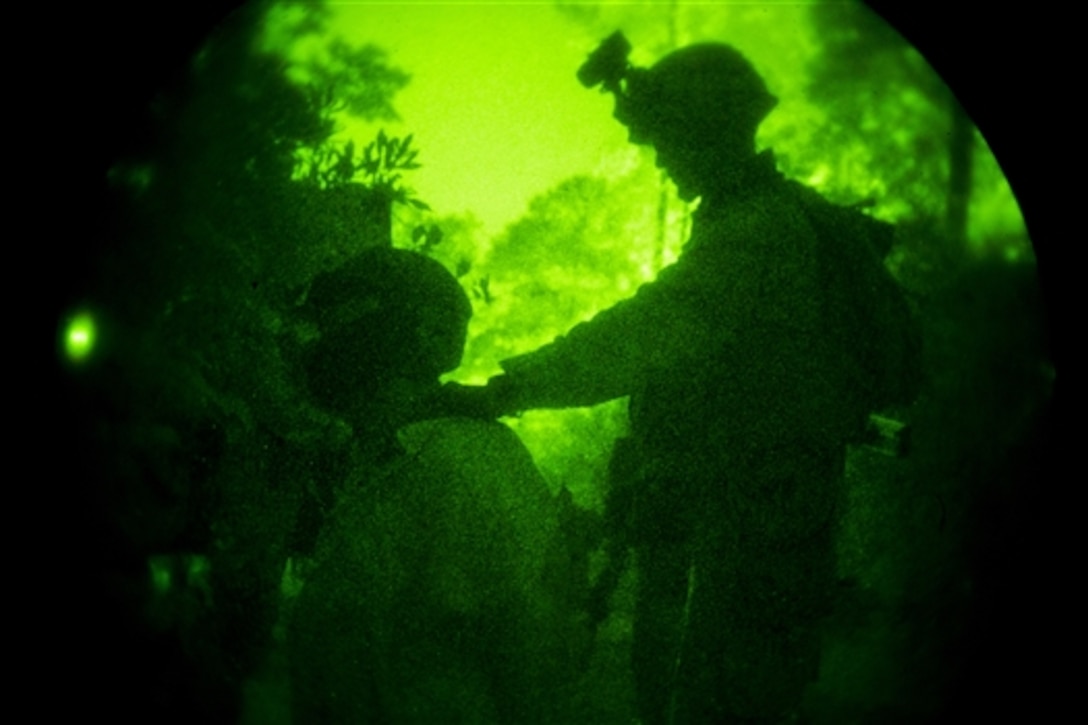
left=287, top=247, right=584, bottom=724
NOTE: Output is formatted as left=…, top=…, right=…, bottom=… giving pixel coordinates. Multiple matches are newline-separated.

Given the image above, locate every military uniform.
left=499, top=151, right=852, bottom=723
left=287, top=417, right=581, bottom=724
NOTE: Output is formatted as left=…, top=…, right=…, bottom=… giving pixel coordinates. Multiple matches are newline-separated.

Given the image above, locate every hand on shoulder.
left=430, top=376, right=520, bottom=420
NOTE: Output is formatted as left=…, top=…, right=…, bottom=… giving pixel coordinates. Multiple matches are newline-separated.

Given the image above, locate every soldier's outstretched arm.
left=493, top=223, right=772, bottom=413
left=435, top=200, right=781, bottom=418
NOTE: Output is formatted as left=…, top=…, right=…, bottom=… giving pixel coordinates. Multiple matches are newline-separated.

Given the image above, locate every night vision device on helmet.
left=578, top=31, right=778, bottom=146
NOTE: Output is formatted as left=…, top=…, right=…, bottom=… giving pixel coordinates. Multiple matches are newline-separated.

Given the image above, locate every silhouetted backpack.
left=792, top=182, right=923, bottom=439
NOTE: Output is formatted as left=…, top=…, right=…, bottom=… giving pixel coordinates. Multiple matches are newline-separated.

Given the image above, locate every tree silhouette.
left=88, top=2, right=417, bottom=714
left=807, top=1, right=974, bottom=243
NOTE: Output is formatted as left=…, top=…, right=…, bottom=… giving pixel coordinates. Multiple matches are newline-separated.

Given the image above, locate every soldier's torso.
left=629, top=175, right=844, bottom=465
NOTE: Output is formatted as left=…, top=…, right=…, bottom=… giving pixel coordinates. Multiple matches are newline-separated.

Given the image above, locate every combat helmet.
left=579, top=32, right=778, bottom=146
left=303, top=247, right=472, bottom=412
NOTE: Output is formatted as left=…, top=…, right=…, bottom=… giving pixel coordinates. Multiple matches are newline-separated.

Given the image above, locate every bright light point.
left=64, top=312, right=96, bottom=363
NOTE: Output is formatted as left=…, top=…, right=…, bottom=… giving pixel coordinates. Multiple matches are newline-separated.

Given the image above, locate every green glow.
left=148, top=556, right=172, bottom=595
left=261, top=1, right=1028, bottom=256
left=107, top=163, right=154, bottom=194
left=63, top=311, right=96, bottom=363
left=146, top=555, right=211, bottom=596
left=251, top=1, right=1036, bottom=515
left=186, top=554, right=210, bottom=587
left=106, top=4, right=1048, bottom=720
left=267, top=2, right=625, bottom=240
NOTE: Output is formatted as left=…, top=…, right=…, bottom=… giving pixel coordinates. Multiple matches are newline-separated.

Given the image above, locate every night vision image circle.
left=67, top=2, right=1052, bottom=723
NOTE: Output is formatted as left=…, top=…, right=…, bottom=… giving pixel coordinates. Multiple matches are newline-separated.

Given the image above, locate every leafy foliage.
left=297, top=131, right=429, bottom=205
left=394, top=211, right=482, bottom=284
left=410, top=223, right=444, bottom=254
left=293, top=130, right=436, bottom=259
left=96, top=0, right=415, bottom=568
left=460, top=169, right=658, bottom=381
left=359, top=132, right=425, bottom=202
left=291, top=39, right=410, bottom=122
left=441, top=162, right=669, bottom=507
left=804, top=3, right=956, bottom=220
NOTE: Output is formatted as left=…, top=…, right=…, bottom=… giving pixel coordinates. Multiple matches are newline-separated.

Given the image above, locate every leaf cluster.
left=301, top=130, right=430, bottom=211
left=294, top=39, right=410, bottom=123
left=358, top=131, right=427, bottom=206
left=410, top=224, right=445, bottom=256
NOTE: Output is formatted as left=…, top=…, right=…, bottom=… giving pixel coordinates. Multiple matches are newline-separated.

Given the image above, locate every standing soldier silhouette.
left=441, top=32, right=920, bottom=724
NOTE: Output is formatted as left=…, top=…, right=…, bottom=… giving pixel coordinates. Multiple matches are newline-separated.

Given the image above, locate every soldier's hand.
left=431, top=376, right=523, bottom=420
left=431, top=381, right=504, bottom=420
left=483, top=374, right=521, bottom=416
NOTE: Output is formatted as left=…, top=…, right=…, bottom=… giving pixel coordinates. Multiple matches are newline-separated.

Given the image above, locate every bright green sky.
left=305, top=2, right=634, bottom=238
left=265, top=1, right=836, bottom=239
left=263, top=0, right=1025, bottom=253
